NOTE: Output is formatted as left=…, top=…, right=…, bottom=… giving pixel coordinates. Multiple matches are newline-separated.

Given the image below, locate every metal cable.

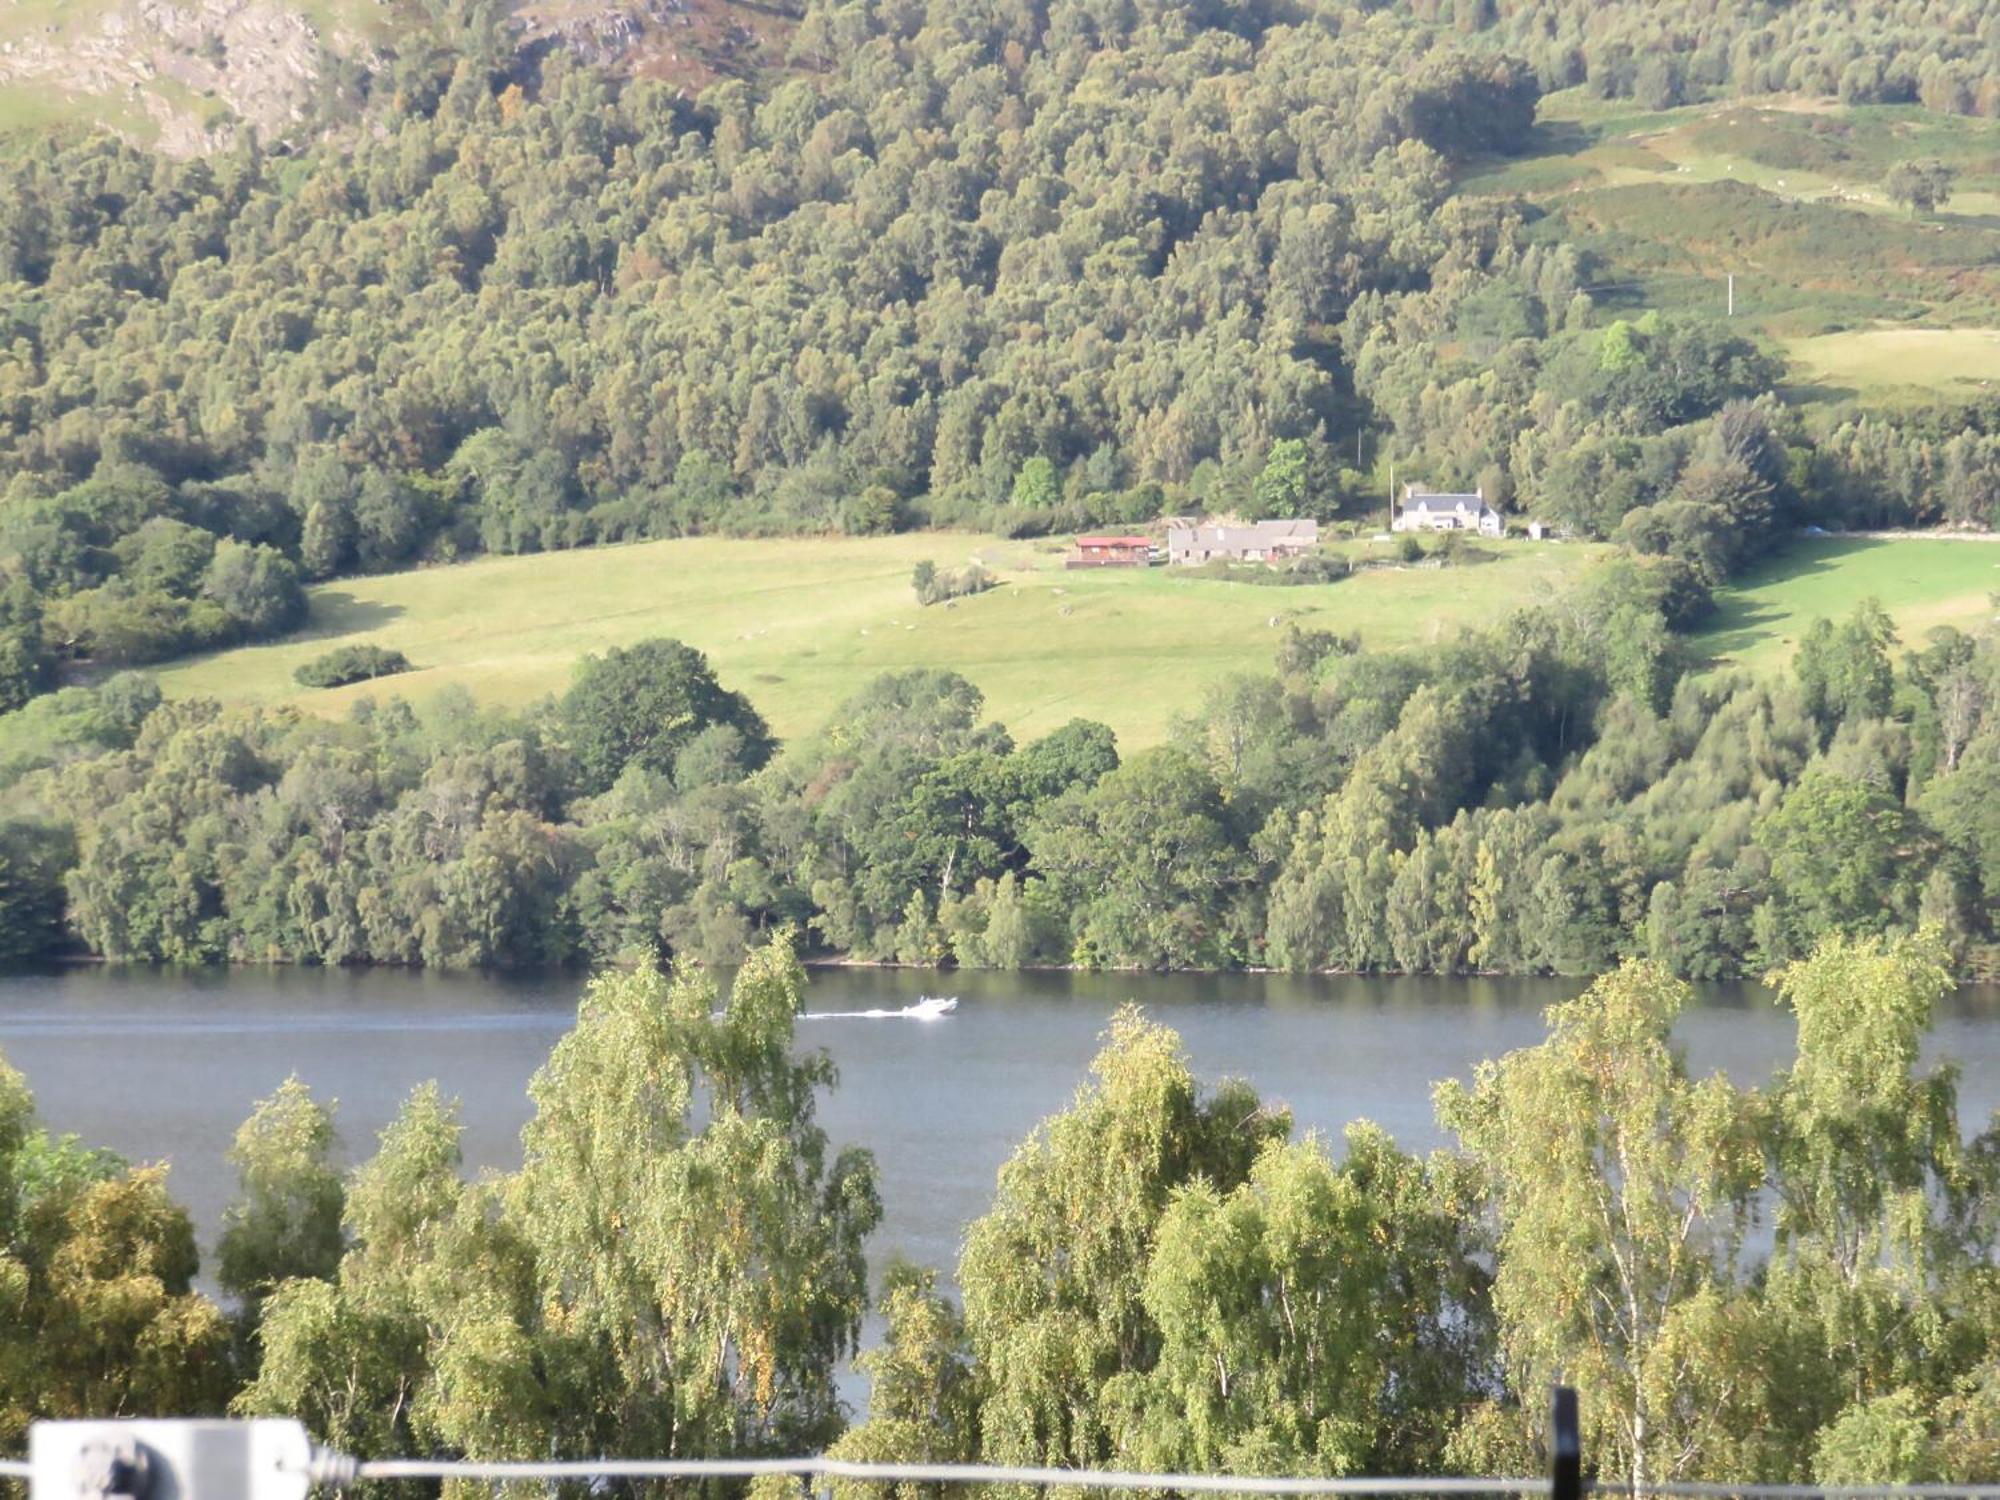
left=15, top=1448, right=2000, bottom=1497
left=352, top=1458, right=1547, bottom=1493
left=1614, top=1488, right=2000, bottom=1499
left=341, top=1460, right=2000, bottom=1498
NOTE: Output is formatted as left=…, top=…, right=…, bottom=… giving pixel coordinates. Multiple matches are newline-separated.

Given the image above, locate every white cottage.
left=1393, top=486, right=1503, bottom=538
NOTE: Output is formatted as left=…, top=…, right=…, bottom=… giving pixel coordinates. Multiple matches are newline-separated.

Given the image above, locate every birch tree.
left=217, top=1077, right=345, bottom=1329
left=958, top=1007, right=1289, bottom=1468
left=1762, top=932, right=1980, bottom=1430
left=249, top=932, right=881, bottom=1469
left=1439, top=960, right=1762, bottom=1491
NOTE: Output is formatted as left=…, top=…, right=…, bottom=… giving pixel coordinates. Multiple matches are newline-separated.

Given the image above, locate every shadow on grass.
left=1776, top=379, right=1863, bottom=407
left=1455, top=120, right=1596, bottom=190
left=296, top=592, right=407, bottom=641
left=1496, top=117, right=1595, bottom=164
left=1693, top=536, right=1888, bottom=664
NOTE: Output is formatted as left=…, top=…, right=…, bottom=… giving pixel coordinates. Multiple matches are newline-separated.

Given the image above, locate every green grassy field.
left=145, top=532, right=1607, bottom=749
left=1698, top=536, right=2000, bottom=671
left=1473, top=94, right=2000, bottom=225
left=1781, top=327, right=2000, bottom=397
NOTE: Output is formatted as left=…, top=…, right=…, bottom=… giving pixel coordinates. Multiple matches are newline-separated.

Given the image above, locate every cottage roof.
left=1077, top=535, right=1153, bottom=547
left=1403, top=491, right=1488, bottom=514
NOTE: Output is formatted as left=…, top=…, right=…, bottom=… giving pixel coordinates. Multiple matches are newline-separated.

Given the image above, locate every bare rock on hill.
left=0, top=0, right=796, bottom=153
left=0, top=0, right=372, bottom=155
left=513, top=0, right=791, bottom=92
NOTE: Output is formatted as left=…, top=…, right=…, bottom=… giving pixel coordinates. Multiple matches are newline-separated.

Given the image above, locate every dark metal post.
left=1551, top=1386, right=1581, bottom=1500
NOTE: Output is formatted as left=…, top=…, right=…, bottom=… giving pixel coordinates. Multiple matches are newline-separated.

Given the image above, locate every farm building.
left=1166, top=518, right=1319, bottom=566
left=1394, top=486, right=1503, bottom=537
left=1069, top=534, right=1155, bottom=568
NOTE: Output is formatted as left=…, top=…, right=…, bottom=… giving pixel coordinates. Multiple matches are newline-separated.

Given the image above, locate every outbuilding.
left=1069, top=535, right=1155, bottom=568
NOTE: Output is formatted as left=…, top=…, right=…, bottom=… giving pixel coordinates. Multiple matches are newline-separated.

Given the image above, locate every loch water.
left=5, top=963, right=2000, bottom=1295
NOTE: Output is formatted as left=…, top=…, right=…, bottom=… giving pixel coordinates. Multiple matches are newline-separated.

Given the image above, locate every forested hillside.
left=5, top=0, right=2000, bottom=714
left=1445, top=0, right=2000, bottom=115
left=0, top=0, right=1998, bottom=973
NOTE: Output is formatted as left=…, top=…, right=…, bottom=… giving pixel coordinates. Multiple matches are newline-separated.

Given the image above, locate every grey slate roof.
left=1166, top=519, right=1319, bottom=553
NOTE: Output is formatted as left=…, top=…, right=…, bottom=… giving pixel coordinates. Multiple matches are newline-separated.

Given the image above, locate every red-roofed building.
left=1069, top=535, right=1155, bottom=568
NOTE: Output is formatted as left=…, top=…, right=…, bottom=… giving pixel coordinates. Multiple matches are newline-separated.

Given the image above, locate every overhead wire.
left=329, top=1458, right=2000, bottom=1498
left=349, top=1459, right=1547, bottom=1492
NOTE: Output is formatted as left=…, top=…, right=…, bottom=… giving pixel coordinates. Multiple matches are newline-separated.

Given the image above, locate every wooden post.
left=1551, top=1386, right=1581, bottom=1500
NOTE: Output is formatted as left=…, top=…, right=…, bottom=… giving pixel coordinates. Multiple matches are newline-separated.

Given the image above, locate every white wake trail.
left=800, top=996, right=959, bottom=1021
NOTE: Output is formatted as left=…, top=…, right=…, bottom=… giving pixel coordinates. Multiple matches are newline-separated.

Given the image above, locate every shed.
left=1070, top=534, right=1155, bottom=568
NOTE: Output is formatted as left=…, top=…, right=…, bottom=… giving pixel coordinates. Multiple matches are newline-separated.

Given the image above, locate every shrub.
left=1183, top=555, right=1349, bottom=586
left=913, top=561, right=997, bottom=606
left=293, top=645, right=414, bottom=689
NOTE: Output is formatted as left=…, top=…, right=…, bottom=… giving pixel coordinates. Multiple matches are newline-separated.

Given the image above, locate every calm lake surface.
left=5, top=964, right=2000, bottom=1297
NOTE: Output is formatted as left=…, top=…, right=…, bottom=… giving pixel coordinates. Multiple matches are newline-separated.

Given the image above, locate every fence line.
left=337, top=1465, right=2000, bottom=1499
left=14, top=1451, right=2000, bottom=1498
left=1615, top=1488, right=2000, bottom=1500
left=329, top=1460, right=2000, bottom=1498
left=22, top=1389, right=2000, bottom=1499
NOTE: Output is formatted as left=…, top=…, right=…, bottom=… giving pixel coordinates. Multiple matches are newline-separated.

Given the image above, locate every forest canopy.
left=0, top=0, right=1995, bottom=716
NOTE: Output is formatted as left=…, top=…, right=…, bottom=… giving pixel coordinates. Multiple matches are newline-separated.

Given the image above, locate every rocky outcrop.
left=512, top=0, right=692, bottom=67
left=0, top=0, right=371, bottom=155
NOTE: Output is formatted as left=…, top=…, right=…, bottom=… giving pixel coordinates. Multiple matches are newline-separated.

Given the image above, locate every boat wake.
left=801, top=996, right=958, bottom=1021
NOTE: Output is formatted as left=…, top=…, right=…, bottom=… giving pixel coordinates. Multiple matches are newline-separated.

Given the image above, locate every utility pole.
left=1387, top=461, right=1395, bottom=533
left=1727, top=273, right=1734, bottom=317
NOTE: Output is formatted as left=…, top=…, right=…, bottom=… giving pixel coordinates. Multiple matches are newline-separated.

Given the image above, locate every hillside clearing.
left=1467, top=94, right=2000, bottom=352
left=145, top=533, right=1607, bottom=748
left=1699, top=536, right=2000, bottom=671
left=1781, top=327, right=2000, bottom=396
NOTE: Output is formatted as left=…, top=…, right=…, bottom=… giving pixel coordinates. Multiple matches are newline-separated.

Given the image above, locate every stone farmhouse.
left=1166, top=518, right=1319, bottom=566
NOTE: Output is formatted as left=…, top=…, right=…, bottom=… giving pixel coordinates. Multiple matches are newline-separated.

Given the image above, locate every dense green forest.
left=0, top=552, right=1993, bottom=979
left=2, top=0, right=1999, bottom=714
left=1444, top=0, right=2000, bottom=115
left=0, top=0, right=1997, bottom=970
left=6, top=928, right=1999, bottom=1487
